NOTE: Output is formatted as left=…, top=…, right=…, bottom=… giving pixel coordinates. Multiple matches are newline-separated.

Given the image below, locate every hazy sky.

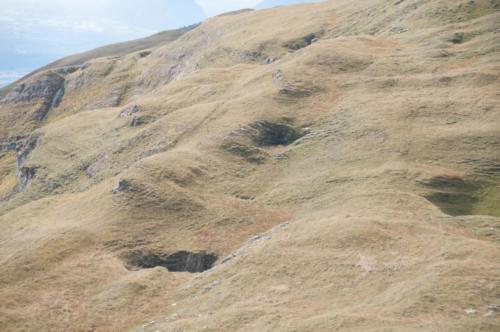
left=0, top=0, right=321, bottom=87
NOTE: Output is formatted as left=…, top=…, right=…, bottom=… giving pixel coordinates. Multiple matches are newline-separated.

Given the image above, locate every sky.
left=0, top=0, right=322, bottom=87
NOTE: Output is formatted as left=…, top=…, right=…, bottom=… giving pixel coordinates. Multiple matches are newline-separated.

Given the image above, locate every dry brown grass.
left=0, top=0, right=499, bottom=331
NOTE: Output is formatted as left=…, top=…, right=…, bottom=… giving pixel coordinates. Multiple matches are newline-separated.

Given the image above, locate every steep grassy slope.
left=0, top=0, right=499, bottom=331
left=0, top=24, right=198, bottom=100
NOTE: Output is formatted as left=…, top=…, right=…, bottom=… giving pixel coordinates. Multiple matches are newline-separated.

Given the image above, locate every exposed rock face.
left=0, top=137, right=25, bottom=153
left=1, top=72, right=65, bottom=121
left=272, top=69, right=284, bottom=82
left=119, top=105, right=141, bottom=117
left=240, top=50, right=266, bottom=62
left=16, top=167, right=37, bottom=192
left=65, top=63, right=110, bottom=92
left=15, top=135, right=39, bottom=192
left=0, top=135, right=37, bottom=200
left=0, top=135, right=40, bottom=194
left=129, top=117, right=143, bottom=127
left=265, top=57, right=275, bottom=64
left=54, top=65, right=81, bottom=75
left=129, top=115, right=154, bottom=127
left=279, top=84, right=313, bottom=97
left=1, top=72, right=64, bottom=105
left=1, top=73, right=62, bottom=104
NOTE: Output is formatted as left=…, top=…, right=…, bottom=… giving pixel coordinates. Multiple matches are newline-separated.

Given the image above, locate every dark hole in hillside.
left=138, top=51, right=152, bottom=58
left=420, top=175, right=480, bottom=216
left=450, top=32, right=465, bottom=44
left=284, top=33, right=317, bottom=51
left=425, top=192, right=477, bottom=216
left=249, top=121, right=304, bottom=146
left=123, top=250, right=217, bottom=273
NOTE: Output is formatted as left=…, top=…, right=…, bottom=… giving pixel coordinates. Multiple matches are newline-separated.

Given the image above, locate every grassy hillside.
left=0, top=24, right=198, bottom=100
left=0, top=0, right=499, bottom=331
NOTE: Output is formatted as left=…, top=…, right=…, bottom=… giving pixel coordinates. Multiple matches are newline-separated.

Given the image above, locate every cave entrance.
left=123, top=250, right=217, bottom=273
left=248, top=121, right=304, bottom=147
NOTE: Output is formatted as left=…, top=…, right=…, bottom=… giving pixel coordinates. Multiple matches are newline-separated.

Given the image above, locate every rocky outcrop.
left=54, top=65, right=82, bottom=75
left=15, top=135, right=39, bottom=192
left=1, top=72, right=65, bottom=121
left=1, top=72, right=62, bottom=104
left=279, top=84, right=313, bottom=97
left=0, top=136, right=25, bottom=153
left=129, top=115, right=154, bottom=127
left=240, top=49, right=266, bottom=62
left=16, top=167, right=37, bottom=192
left=119, top=105, right=141, bottom=117
left=65, top=61, right=113, bottom=92
left=0, top=135, right=40, bottom=200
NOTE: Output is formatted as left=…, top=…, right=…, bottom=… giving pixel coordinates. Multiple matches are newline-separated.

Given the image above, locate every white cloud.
left=195, top=0, right=261, bottom=16
left=0, top=0, right=207, bottom=87
left=0, top=70, right=26, bottom=87
left=0, top=70, right=25, bottom=80
left=0, top=15, right=153, bottom=37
